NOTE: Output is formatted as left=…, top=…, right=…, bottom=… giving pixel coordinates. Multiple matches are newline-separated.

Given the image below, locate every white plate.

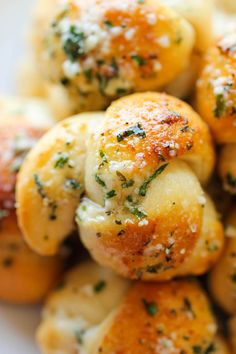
left=0, top=0, right=40, bottom=353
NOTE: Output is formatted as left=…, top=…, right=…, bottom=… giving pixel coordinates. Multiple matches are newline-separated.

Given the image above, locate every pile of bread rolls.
left=1, top=0, right=236, bottom=353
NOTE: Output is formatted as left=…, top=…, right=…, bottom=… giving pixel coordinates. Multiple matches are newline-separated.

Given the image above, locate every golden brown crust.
left=17, top=93, right=223, bottom=280
left=0, top=210, right=64, bottom=304
left=196, top=31, right=236, bottom=144
left=79, top=93, right=220, bottom=280
left=99, top=280, right=216, bottom=354
left=37, top=262, right=218, bottom=354
left=17, top=93, right=221, bottom=280
left=103, top=92, right=215, bottom=183
left=16, top=113, right=104, bottom=255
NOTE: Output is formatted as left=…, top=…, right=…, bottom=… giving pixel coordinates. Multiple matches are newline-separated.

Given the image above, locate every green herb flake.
left=207, top=243, right=219, bottom=252
left=94, top=280, right=107, bottom=293
left=116, top=88, right=128, bottom=96
left=116, top=171, right=126, bottom=181
left=142, top=298, right=158, bottom=316
left=65, top=178, right=81, bottom=190
left=60, top=77, right=70, bottom=86
left=48, top=201, right=58, bottom=221
left=139, top=164, right=168, bottom=197
left=137, top=0, right=145, bottom=3
left=205, top=343, right=216, bottom=354
left=129, top=205, right=147, bottom=220
left=106, top=190, right=117, bottom=199
left=175, top=32, right=183, bottom=45
left=213, top=94, right=226, bottom=118
left=54, top=152, right=69, bottom=168
left=231, top=273, right=236, bottom=283
left=131, top=54, right=147, bottom=66
left=104, top=20, right=114, bottom=28
left=192, top=345, right=202, bottom=354
left=95, top=174, right=106, bottom=187
left=117, top=123, right=146, bottom=142
left=99, top=150, right=108, bottom=163
left=146, top=263, right=163, bottom=274
left=183, top=298, right=195, bottom=318
left=84, top=68, right=93, bottom=81
left=63, top=25, right=85, bottom=61
left=34, top=174, right=47, bottom=199
left=75, top=329, right=85, bottom=345
left=96, top=72, right=108, bottom=95
left=226, top=172, right=236, bottom=189
left=122, top=179, right=134, bottom=188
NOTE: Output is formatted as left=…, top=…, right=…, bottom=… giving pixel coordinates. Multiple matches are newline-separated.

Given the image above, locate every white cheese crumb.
left=110, top=26, right=123, bottom=36
left=138, top=219, right=149, bottom=227
left=197, top=195, right=206, bottom=206
left=146, top=13, right=157, bottom=25
left=190, top=224, right=197, bottom=233
left=225, top=224, right=236, bottom=238
left=124, top=28, right=136, bottom=40
left=63, top=60, right=81, bottom=78
left=156, top=35, right=170, bottom=48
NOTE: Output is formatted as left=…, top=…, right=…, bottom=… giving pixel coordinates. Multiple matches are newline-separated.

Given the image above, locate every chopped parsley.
left=65, top=178, right=81, bottom=190
left=104, top=20, right=114, bottom=28
left=122, top=180, right=134, bottom=188
left=63, top=25, right=85, bottom=61
left=231, top=272, right=236, bottom=283
left=34, top=174, right=58, bottom=220
left=106, top=190, right=117, bottom=199
left=146, top=263, right=163, bottom=273
left=193, top=346, right=202, bottom=354
left=142, top=298, right=158, bottom=316
left=207, top=242, right=219, bottom=252
left=213, top=94, right=226, bottom=118
left=94, top=280, right=107, bottom=293
left=131, top=55, right=146, bottom=66
left=48, top=201, right=58, bottom=221
left=116, top=171, right=134, bottom=188
left=139, top=164, right=168, bottom=197
left=192, top=344, right=216, bottom=354
left=34, top=174, right=47, bottom=199
left=75, top=329, right=85, bottom=345
left=117, top=123, right=146, bottom=142
left=128, top=205, right=147, bottom=220
left=126, top=195, right=147, bottom=220
left=60, top=77, right=70, bottom=86
left=95, top=174, right=106, bottom=187
left=54, top=152, right=69, bottom=168
left=99, top=150, right=108, bottom=163
left=96, top=72, right=109, bottom=95
left=205, top=343, right=216, bottom=354
left=137, top=0, right=145, bottom=3
left=226, top=172, right=236, bottom=189
left=116, top=88, right=128, bottom=96
left=11, top=156, right=24, bottom=173
left=183, top=298, right=195, bottom=318
left=84, top=68, right=93, bottom=81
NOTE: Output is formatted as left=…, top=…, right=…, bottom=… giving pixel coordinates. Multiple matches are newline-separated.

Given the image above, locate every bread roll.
left=30, top=0, right=196, bottom=118
left=37, top=261, right=218, bottom=354
left=17, top=93, right=223, bottom=280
